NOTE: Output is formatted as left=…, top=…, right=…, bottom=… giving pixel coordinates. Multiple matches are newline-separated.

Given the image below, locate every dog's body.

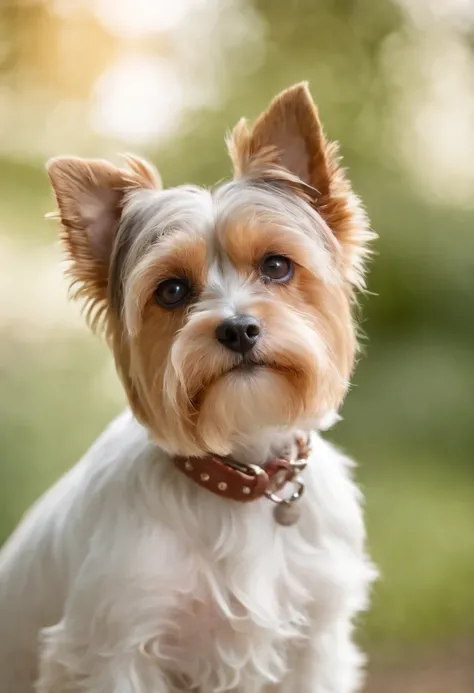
left=0, top=84, right=376, bottom=692
left=0, top=412, right=373, bottom=693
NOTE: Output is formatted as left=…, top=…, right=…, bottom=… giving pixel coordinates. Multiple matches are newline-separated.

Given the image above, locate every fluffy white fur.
left=0, top=83, right=377, bottom=692
left=0, top=411, right=375, bottom=693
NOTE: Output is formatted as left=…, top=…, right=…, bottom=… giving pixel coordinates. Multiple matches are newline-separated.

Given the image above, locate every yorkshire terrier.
left=0, top=83, right=376, bottom=693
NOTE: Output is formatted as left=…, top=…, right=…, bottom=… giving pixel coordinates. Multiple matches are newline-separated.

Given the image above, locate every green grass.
left=360, top=457, right=474, bottom=651
left=0, top=333, right=124, bottom=544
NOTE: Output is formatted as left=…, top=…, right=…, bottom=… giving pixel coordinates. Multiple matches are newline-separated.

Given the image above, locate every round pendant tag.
left=274, top=500, right=301, bottom=526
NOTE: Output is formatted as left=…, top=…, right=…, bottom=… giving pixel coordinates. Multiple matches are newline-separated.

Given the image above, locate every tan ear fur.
left=228, top=83, right=330, bottom=193
left=47, top=155, right=161, bottom=333
left=227, top=83, right=374, bottom=288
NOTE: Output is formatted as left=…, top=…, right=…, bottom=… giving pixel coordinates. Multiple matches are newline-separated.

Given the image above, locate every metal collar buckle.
left=264, top=456, right=308, bottom=526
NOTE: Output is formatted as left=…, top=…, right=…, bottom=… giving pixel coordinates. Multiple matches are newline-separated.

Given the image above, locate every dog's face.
left=48, top=84, right=372, bottom=456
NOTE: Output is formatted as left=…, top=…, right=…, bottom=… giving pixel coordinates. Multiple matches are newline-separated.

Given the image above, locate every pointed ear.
left=228, top=82, right=330, bottom=193
left=47, top=155, right=161, bottom=331
left=227, top=83, right=374, bottom=288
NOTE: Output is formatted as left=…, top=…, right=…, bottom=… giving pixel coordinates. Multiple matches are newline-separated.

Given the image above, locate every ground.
left=366, top=640, right=474, bottom=693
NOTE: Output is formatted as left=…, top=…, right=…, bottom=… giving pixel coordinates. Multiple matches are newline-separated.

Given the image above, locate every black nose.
left=215, top=315, right=261, bottom=354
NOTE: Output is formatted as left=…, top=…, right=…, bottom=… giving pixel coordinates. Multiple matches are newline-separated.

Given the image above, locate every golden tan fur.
left=47, top=84, right=372, bottom=457
left=227, top=82, right=373, bottom=288
left=47, top=155, right=161, bottom=335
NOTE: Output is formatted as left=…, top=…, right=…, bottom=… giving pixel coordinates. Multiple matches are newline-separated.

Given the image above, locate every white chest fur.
left=0, top=412, right=375, bottom=693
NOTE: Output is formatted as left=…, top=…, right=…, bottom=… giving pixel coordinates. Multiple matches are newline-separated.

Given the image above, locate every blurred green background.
left=0, top=0, right=473, bottom=690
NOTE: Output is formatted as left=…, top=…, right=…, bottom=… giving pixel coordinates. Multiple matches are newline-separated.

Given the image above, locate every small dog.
left=0, top=83, right=376, bottom=693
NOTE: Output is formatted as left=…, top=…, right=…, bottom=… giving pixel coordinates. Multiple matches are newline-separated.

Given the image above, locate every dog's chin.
left=195, top=365, right=307, bottom=456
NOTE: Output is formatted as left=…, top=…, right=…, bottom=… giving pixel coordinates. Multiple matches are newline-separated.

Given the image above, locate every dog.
left=0, top=83, right=377, bottom=693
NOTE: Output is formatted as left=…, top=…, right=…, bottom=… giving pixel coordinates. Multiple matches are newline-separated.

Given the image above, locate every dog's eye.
left=155, top=279, right=190, bottom=308
left=260, top=255, right=294, bottom=283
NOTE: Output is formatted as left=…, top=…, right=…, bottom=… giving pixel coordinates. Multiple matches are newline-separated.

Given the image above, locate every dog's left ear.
left=47, top=155, right=161, bottom=331
left=228, top=82, right=331, bottom=192
left=227, top=83, right=373, bottom=287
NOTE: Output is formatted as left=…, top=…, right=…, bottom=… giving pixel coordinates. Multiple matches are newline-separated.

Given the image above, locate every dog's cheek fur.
left=110, top=232, right=213, bottom=455
left=114, top=310, right=202, bottom=457
left=289, top=268, right=357, bottom=401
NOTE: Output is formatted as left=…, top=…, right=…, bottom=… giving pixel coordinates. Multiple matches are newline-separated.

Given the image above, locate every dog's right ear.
left=227, top=83, right=374, bottom=290
left=47, top=155, right=161, bottom=331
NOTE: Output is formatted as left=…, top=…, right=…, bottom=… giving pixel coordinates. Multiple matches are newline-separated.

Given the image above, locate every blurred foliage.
left=0, top=0, right=473, bottom=665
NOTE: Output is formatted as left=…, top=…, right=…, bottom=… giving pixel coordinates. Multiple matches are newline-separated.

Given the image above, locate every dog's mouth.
left=227, top=358, right=267, bottom=374
left=226, top=357, right=298, bottom=378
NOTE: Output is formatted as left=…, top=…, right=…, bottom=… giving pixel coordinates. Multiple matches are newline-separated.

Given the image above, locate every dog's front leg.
left=36, top=620, right=170, bottom=693
left=276, top=628, right=365, bottom=693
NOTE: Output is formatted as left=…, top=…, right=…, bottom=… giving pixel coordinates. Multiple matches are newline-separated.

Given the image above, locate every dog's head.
left=48, top=84, right=373, bottom=456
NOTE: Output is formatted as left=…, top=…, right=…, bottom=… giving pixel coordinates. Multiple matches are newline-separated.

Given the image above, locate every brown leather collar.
left=174, top=434, right=311, bottom=503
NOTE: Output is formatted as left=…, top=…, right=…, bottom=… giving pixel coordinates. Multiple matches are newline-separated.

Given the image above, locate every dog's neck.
left=228, top=428, right=304, bottom=468
left=154, top=412, right=337, bottom=466
left=223, top=411, right=338, bottom=467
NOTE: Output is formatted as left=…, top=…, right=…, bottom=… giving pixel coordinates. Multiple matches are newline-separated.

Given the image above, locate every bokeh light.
left=93, top=0, right=193, bottom=37
left=0, top=1, right=473, bottom=691
left=92, top=55, right=184, bottom=142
